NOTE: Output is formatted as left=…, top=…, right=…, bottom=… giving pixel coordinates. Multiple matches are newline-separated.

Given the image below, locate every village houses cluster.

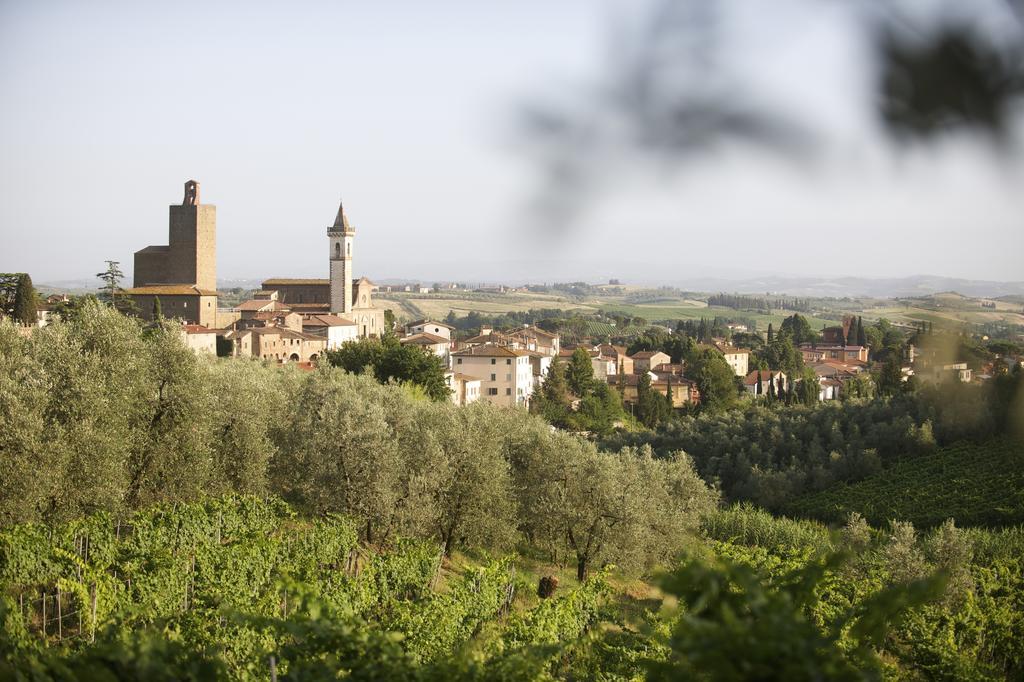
left=11, top=180, right=998, bottom=409
left=121, top=181, right=385, bottom=364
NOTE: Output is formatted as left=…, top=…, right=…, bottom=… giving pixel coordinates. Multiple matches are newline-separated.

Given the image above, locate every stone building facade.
left=134, top=180, right=216, bottom=290
left=129, top=181, right=218, bottom=324
left=124, top=285, right=218, bottom=327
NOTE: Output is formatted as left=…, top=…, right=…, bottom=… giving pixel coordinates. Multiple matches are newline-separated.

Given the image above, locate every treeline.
left=707, top=293, right=811, bottom=313
left=0, top=302, right=717, bottom=581
left=600, top=380, right=1023, bottom=514
left=442, top=307, right=571, bottom=334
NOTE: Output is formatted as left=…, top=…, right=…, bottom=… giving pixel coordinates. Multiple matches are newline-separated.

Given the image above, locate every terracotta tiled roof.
left=125, top=285, right=217, bottom=296
left=303, top=314, right=356, bottom=327
left=653, top=362, right=684, bottom=373
left=452, top=344, right=528, bottom=358
left=630, top=350, right=666, bottom=359
left=401, top=332, right=449, bottom=345
left=743, top=370, right=785, bottom=385
left=234, top=299, right=281, bottom=312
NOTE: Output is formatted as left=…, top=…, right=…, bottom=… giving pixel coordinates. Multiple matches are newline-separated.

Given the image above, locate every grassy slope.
left=786, top=439, right=1024, bottom=528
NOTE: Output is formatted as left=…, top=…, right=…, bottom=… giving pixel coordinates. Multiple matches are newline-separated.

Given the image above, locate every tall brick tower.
left=328, top=201, right=355, bottom=314
left=134, top=180, right=216, bottom=290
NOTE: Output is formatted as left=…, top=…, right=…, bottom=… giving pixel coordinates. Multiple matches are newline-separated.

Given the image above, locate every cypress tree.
left=153, top=296, right=163, bottom=321
left=857, top=316, right=867, bottom=346
left=767, top=323, right=774, bottom=343
left=13, top=273, right=37, bottom=326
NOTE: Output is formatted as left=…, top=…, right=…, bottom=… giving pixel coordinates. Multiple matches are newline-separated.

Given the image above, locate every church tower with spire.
left=328, top=201, right=355, bottom=314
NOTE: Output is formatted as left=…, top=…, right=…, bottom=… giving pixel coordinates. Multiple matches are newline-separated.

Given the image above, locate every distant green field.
left=373, top=288, right=1024, bottom=333
left=596, top=303, right=840, bottom=330
left=786, top=439, right=1024, bottom=528
left=376, top=294, right=589, bottom=321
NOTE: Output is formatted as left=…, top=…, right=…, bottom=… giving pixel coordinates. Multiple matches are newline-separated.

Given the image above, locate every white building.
left=405, top=319, right=455, bottom=341
left=180, top=325, right=217, bottom=354
left=714, top=342, right=751, bottom=377
left=446, top=371, right=482, bottom=406
left=451, top=344, right=534, bottom=407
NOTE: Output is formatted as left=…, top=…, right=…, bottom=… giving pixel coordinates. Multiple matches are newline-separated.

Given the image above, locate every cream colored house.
left=630, top=350, right=671, bottom=373
left=451, top=344, right=533, bottom=407
left=611, top=374, right=698, bottom=408
left=591, top=352, right=618, bottom=380
left=506, top=325, right=561, bottom=356
left=401, top=332, right=451, bottom=361
left=598, top=344, right=633, bottom=374
left=743, top=370, right=789, bottom=396
left=714, top=342, right=750, bottom=377
left=302, top=314, right=359, bottom=349
left=446, top=371, right=482, bottom=406
left=180, top=325, right=217, bottom=354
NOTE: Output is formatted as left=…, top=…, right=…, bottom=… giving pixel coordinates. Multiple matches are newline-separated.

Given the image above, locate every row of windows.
left=455, top=357, right=525, bottom=366
left=485, top=388, right=514, bottom=396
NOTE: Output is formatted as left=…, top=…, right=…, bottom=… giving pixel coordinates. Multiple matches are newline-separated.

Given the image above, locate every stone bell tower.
left=328, top=201, right=355, bottom=314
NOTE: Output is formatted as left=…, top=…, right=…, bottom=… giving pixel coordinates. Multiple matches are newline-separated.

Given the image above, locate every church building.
left=261, top=202, right=386, bottom=337
left=126, top=182, right=387, bottom=340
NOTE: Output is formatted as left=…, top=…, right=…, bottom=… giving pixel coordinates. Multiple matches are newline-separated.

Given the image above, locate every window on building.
left=506, top=388, right=511, bottom=395
left=490, top=358, right=496, bottom=365
left=506, top=374, right=511, bottom=381
left=490, top=373, right=496, bottom=381
left=506, top=359, right=511, bottom=364
left=487, top=388, right=498, bottom=396
left=456, top=358, right=462, bottom=364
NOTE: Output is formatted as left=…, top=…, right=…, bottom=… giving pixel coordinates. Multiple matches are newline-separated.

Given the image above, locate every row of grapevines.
left=785, top=438, right=1024, bottom=527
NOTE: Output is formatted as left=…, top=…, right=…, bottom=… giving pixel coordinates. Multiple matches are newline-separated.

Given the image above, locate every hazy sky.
left=1, top=0, right=1022, bottom=286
